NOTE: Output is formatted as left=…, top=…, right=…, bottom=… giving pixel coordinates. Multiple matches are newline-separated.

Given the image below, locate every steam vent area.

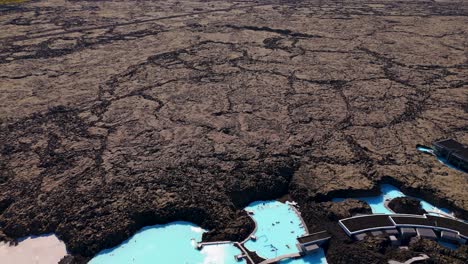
left=0, top=0, right=467, bottom=264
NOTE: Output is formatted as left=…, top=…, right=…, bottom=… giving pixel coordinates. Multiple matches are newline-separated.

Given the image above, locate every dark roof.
left=452, top=148, right=468, bottom=161
left=427, top=215, right=468, bottom=238
left=391, top=216, right=431, bottom=226
left=340, top=215, right=394, bottom=233
left=340, top=214, right=468, bottom=238
left=433, top=139, right=465, bottom=151
left=297, top=231, right=330, bottom=244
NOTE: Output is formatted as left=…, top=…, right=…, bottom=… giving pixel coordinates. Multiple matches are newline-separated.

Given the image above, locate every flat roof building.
left=297, top=231, right=330, bottom=245
left=451, top=149, right=468, bottom=172
left=296, top=231, right=330, bottom=255
left=432, top=139, right=468, bottom=172
left=339, top=214, right=468, bottom=243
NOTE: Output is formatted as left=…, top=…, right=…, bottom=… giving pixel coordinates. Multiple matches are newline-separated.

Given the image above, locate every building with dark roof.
left=338, top=214, right=468, bottom=245
left=432, top=139, right=468, bottom=172
left=451, top=149, right=468, bottom=172
left=296, top=231, right=330, bottom=255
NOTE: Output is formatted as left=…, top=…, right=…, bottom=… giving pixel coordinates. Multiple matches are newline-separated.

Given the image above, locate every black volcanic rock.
left=388, top=197, right=427, bottom=215
left=409, top=239, right=468, bottom=264
left=0, top=0, right=467, bottom=263
left=321, top=199, right=372, bottom=220
left=203, top=212, right=255, bottom=242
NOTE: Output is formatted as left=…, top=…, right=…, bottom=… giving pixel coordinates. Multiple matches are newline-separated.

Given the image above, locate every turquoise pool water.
left=332, top=184, right=452, bottom=215
left=279, top=248, right=328, bottom=264
left=416, top=146, right=434, bottom=154
left=90, top=221, right=245, bottom=264
left=243, top=201, right=307, bottom=259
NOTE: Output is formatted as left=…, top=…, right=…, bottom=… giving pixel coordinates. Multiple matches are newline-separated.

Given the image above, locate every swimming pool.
left=332, top=184, right=452, bottom=215
left=89, top=221, right=245, bottom=264
left=243, top=201, right=307, bottom=260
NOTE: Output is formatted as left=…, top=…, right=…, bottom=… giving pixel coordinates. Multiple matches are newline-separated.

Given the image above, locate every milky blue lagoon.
left=90, top=221, right=245, bottom=264
left=332, top=184, right=452, bottom=215
left=243, top=201, right=309, bottom=259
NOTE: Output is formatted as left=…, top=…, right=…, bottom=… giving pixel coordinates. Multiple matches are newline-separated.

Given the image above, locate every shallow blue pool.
left=243, top=201, right=307, bottom=260
left=89, top=221, right=245, bottom=264
left=332, top=184, right=452, bottom=215
left=279, top=248, right=328, bottom=264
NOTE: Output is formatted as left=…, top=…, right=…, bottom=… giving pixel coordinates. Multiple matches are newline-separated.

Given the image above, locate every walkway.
left=258, top=253, right=301, bottom=264
left=388, top=254, right=430, bottom=264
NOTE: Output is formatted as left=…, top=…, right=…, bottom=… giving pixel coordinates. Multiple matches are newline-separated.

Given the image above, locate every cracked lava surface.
left=0, top=0, right=467, bottom=263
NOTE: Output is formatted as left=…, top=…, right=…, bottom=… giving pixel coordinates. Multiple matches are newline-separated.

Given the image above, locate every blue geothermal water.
left=89, top=221, right=245, bottom=264
left=243, top=201, right=307, bottom=259
left=243, top=200, right=328, bottom=263
left=332, top=184, right=452, bottom=215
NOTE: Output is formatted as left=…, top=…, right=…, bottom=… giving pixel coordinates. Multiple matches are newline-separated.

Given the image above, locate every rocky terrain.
left=388, top=197, right=427, bottom=215
left=0, top=0, right=467, bottom=263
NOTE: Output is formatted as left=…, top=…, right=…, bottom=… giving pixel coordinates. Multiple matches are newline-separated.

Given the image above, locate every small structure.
left=250, top=235, right=257, bottom=241
left=432, top=139, right=468, bottom=172
left=296, top=231, right=330, bottom=255
left=440, top=231, right=461, bottom=244
left=235, top=254, right=245, bottom=261
left=451, top=149, right=468, bottom=172
left=303, top=243, right=319, bottom=253
left=416, top=228, right=437, bottom=240
left=399, top=227, right=417, bottom=239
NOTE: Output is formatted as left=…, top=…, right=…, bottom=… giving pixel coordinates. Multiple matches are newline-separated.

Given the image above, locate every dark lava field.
left=0, top=0, right=467, bottom=263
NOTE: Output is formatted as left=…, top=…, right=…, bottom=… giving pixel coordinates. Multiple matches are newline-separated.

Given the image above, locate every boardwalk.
left=235, top=242, right=255, bottom=264
left=388, top=254, right=430, bottom=264
left=258, top=253, right=301, bottom=264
